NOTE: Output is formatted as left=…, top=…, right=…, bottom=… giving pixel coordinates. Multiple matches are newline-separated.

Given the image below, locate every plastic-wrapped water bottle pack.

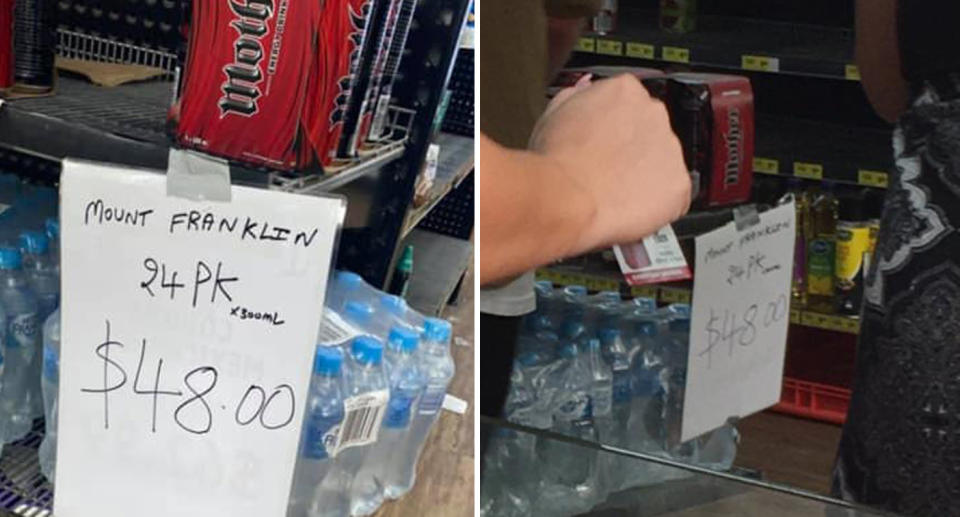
left=481, top=281, right=738, bottom=517
left=289, top=271, right=456, bottom=517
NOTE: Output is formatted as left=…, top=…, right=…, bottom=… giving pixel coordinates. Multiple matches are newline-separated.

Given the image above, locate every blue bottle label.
left=8, top=313, right=38, bottom=349
left=43, top=343, right=58, bottom=382
left=383, top=391, right=419, bottom=428
left=302, top=411, right=343, bottom=460
left=418, top=385, right=446, bottom=415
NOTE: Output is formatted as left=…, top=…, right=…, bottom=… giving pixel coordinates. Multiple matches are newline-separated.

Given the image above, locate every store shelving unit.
left=401, top=133, right=475, bottom=239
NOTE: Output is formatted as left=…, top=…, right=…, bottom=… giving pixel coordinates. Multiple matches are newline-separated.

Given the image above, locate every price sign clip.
left=166, top=148, right=233, bottom=203
left=733, top=204, right=761, bottom=231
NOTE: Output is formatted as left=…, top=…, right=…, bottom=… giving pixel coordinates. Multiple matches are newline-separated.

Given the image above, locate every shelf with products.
left=575, top=8, right=856, bottom=81
left=401, top=133, right=474, bottom=240
left=0, top=77, right=412, bottom=194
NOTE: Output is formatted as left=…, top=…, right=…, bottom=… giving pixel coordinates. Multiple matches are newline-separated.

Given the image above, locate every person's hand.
left=529, top=74, right=691, bottom=255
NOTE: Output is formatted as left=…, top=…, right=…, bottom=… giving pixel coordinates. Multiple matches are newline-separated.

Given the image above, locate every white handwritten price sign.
left=682, top=201, right=796, bottom=442
left=56, top=161, right=345, bottom=517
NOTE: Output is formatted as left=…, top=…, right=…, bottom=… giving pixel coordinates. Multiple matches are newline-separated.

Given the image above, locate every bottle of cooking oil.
left=785, top=179, right=810, bottom=308
left=806, top=183, right=839, bottom=313
left=835, top=190, right=870, bottom=315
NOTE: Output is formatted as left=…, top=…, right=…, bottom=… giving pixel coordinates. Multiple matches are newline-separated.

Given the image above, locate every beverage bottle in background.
left=387, top=245, right=413, bottom=298
left=806, top=183, right=839, bottom=313
left=44, top=217, right=59, bottom=263
left=290, top=347, right=345, bottom=517
left=0, top=247, right=39, bottom=441
left=352, top=327, right=425, bottom=516
left=38, top=308, right=57, bottom=482
left=864, top=188, right=885, bottom=284
left=592, top=0, right=617, bottom=35
left=382, top=318, right=454, bottom=499
left=19, top=231, right=58, bottom=319
left=835, top=191, right=870, bottom=316
left=318, top=336, right=387, bottom=517
left=587, top=335, right=619, bottom=495
left=536, top=341, right=599, bottom=515
left=659, top=305, right=699, bottom=465
left=786, top=179, right=809, bottom=308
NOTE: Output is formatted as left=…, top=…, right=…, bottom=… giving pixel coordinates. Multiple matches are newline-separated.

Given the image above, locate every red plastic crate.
left=773, top=377, right=850, bottom=425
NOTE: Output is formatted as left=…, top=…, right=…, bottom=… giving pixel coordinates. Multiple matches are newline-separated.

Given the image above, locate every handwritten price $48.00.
left=82, top=320, right=295, bottom=435
left=699, top=294, right=788, bottom=369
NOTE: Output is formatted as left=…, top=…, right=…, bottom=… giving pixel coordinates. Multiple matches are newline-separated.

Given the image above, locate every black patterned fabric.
left=834, top=76, right=960, bottom=516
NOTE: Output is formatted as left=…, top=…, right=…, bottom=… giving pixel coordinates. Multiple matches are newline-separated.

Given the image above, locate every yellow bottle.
left=806, top=184, right=838, bottom=313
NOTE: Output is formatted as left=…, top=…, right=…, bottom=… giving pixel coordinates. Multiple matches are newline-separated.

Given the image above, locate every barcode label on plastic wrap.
left=334, top=390, right=389, bottom=454
left=317, top=309, right=360, bottom=346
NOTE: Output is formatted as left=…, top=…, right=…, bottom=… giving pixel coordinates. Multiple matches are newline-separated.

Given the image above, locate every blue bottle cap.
left=0, top=247, right=22, bottom=270
left=597, top=291, right=621, bottom=302
left=599, top=328, right=620, bottom=343
left=344, top=301, right=374, bottom=326
left=564, top=285, right=588, bottom=298
left=314, top=347, right=343, bottom=376
left=423, top=318, right=452, bottom=343
left=632, top=297, right=657, bottom=313
left=45, top=218, right=59, bottom=241
left=19, top=231, right=49, bottom=255
left=559, top=343, right=579, bottom=359
left=379, top=294, right=407, bottom=316
left=669, top=304, right=692, bottom=319
left=336, top=271, right=364, bottom=289
left=388, top=325, right=419, bottom=353
left=560, top=320, right=585, bottom=341
left=352, top=336, right=384, bottom=365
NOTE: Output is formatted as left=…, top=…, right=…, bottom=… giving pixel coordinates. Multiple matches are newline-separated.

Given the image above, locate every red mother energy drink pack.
left=668, top=73, right=754, bottom=208
left=173, top=0, right=322, bottom=171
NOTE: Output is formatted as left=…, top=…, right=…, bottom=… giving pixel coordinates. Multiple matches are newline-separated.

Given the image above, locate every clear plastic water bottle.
left=0, top=247, right=40, bottom=441
left=19, top=231, right=59, bottom=320
left=536, top=341, right=599, bottom=515
left=374, top=294, right=423, bottom=339
left=598, top=329, right=632, bottom=491
left=661, top=304, right=699, bottom=464
left=290, top=347, right=345, bottom=517
left=314, top=336, right=386, bottom=517
left=44, top=218, right=59, bottom=262
left=382, top=318, right=454, bottom=500
left=38, top=308, right=59, bottom=482
left=352, top=327, right=425, bottom=516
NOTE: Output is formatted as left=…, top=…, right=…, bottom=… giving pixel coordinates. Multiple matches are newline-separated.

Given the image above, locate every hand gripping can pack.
left=549, top=66, right=668, bottom=100
left=304, top=0, right=378, bottom=169
left=668, top=73, right=754, bottom=208
left=172, top=0, right=322, bottom=171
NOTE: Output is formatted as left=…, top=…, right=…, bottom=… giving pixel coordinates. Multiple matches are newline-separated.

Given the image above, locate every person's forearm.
left=856, top=0, right=909, bottom=122
left=478, top=134, right=595, bottom=286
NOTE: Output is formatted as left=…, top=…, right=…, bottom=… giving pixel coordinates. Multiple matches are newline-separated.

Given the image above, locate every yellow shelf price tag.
left=576, top=37, right=596, bottom=53
left=660, top=287, right=692, bottom=304
left=794, top=162, right=824, bottom=180
left=858, top=169, right=889, bottom=189
left=626, top=42, right=655, bottom=59
left=662, top=46, right=690, bottom=64
left=597, top=39, right=623, bottom=56
left=800, top=311, right=860, bottom=334
left=753, top=157, right=780, bottom=175
left=631, top=285, right=658, bottom=298
left=845, top=64, right=861, bottom=81
left=742, top=55, right=780, bottom=72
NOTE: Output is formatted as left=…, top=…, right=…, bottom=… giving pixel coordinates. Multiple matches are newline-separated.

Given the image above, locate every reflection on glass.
left=480, top=420, right=884, bottom=517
